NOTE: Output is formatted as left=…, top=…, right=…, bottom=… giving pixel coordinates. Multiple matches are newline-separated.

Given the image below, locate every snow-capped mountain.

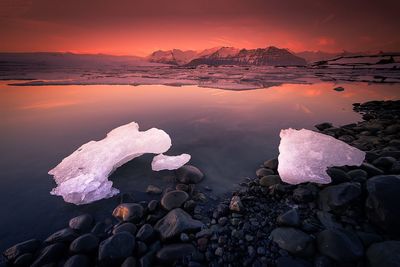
left=147, top=49, right=198, bottom=65
left=186, top=46, right=307, bottom=66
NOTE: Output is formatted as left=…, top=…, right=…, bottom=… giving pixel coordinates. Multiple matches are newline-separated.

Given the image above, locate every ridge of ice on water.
left=277, top=128, right=365, bottom=184
left=151, top=153, right=191, bottom=171
left=48, top=122, right=172, bottom=205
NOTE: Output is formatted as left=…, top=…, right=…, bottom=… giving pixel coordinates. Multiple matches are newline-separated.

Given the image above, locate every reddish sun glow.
left=0, top=0, right=399, bottom=55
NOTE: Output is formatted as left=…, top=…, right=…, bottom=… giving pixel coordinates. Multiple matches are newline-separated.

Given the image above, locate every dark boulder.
left=315, top=122, right=333, bottom=131
left=263, top=158, right=279, bottom=169
left=326, top=168, right=350, bottom=184
left=293, top=187, right=315, bottom=203
left=69, top=214, right=94, bottom=233
left=64, top=254, right=90, bottom=267
left=156, top=244, right=196, bottom=262
left=112, top=203, right=144, bottom=223
left=176, top=165, right=204, bottom=184
left=69, top=233, right=99, bottom=254
left=270, top=227, right=315, bottom=256
left=277, top=209, right=300, bottom=227
left=318, top=182, right=361, bottom=211
left=113, top=222, right=137, bottom=235
left=347, top=169, right=368, bottom=182
left=366, top=175, right=400, bottom=236
left=13, top=253, right=34, bottom=266
left=256, top=168, right=274, bottom=177
left=259, top=175, right=281, bottom=187
left=154, top=208, right=204, bottom=241
left=45, top=228, right=79, bottom=244
left=31, top=243, right=66, bottom=267
left=317, top=229, right=364, bottom=262
left=136, top=224, right=155, bottom=244
left=366, top=241, right=400, bottom=267
left=98, top=232, right=135, bottom=266
left=361, top=163, right=384, bottom=177
left=3, top=239, right=41, bottom=262
left=160, top=190, right=189, bottom=210
left=121, top=256, right=137, bottom=267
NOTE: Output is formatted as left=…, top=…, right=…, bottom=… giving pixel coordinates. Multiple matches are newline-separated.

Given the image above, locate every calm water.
left=0, top=81, right=399, bottom=250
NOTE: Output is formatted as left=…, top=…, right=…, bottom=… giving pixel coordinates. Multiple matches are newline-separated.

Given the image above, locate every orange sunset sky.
left=0, top=0, right=399, bottom=56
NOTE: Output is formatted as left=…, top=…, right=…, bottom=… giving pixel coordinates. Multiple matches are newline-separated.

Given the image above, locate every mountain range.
left=148, top=46, right=309, bottom=66
left=2, top=47, right=398, bottom=70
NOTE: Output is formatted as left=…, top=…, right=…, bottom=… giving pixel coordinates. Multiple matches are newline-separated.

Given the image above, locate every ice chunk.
left=49, top=122, right=172, bottom=205
left=277, top=128, right=365, bottom=184
left=151, top=153, right=191, bottom=171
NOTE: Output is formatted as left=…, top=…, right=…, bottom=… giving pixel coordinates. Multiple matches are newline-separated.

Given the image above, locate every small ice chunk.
left=49, top=122, right=172, bottom=205
left=277, top=128, right=365, bottom=184
left=151, top=153, right=191, bottom=171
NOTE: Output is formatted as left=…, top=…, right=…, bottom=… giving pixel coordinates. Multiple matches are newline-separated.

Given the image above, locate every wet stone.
left=69, top=214, right=94, bottom=233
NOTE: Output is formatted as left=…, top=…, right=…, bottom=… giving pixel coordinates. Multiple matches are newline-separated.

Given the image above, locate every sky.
left=0, top=0, right=399, bottom=56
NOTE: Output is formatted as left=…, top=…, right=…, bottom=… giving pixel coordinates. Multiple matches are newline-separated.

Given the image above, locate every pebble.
left=69, top=233, right=99, bottom=254
left=176, top=165, right=204, bottom=184
left=112, top=222, right=137, bottom=235
left=112, top=203, right=144, bottom=223
left=136, top=224, right=155, bottom=243
left=69, top=214, right=94, bottom=233
left=161, top=190, right=189, bottom=210
left=229, top=195, right=243, bottom=212
left=98, top=232, right=135, bottom=266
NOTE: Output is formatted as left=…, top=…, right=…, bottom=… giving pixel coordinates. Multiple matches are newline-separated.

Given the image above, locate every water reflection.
left=0, top=81, right=399, bottom=250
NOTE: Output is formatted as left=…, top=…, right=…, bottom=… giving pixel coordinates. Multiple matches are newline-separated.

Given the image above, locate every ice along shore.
left=2, top=100, right=400, bottom=267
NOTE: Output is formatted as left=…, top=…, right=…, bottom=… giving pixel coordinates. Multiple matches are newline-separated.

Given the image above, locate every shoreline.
left=2, top=100, right=400, bottom=267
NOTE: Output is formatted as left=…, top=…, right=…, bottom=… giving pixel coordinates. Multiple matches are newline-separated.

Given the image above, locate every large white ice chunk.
left=151, top=153, right=191, bottom=171
left=277, top=128, right=365, bottom=184
left=49, top=122, right=172, bottom=205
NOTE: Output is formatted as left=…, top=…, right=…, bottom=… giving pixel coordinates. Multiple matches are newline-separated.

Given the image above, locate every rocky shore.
left=2, top=100, right=400, bottom=267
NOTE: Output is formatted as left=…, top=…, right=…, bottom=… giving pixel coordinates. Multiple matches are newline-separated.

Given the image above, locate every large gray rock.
left=366, top=241, right=400, bottom=267
left=112, top=203, right=144, bottom=223
left=121, top=256, right=137, bottom=267
left=98, top=232, right=135, bottom=266
left=270, top=227, right=315, bottom=256
left=366, top=175, right=400, bottom=236
left=361, top=163, right=384, bottom=177
left=263, top=158, right=279, bottom=169
left=259, top=175, right=281, bottom=187
left=347, top=169, right=368, bottom=182
left=319, top=182, right=361, bottom=211
left=317, top=229, right=364, bottom=262
left=3, top=239, right=41, bottom=262
left=161, top=190, right=189, bottom=210
left=276, top=209, right=300, bottom=227
left=315, top=122, right=333, bottom=131
left=136, top=224, right=155, bottom=244
left=154, top=208, right=204, bottom=240
left=69, top=233, right=99, bottom=254
left=156, top=244, right=196, bottom=262
left=326, top=168, right=350, bottom=184
left=256, top=168, right=274, bottom=177
left=31, top=243, right=66, bottom=267
left=69, top=214, right=94, bottom=233
left=112, top=222, right=137, bottom=235
left=64, top=254, right=90, bottom=267
left=45, top=228, right=79, bottom=244
left=176, top=165, right=204, bottom=184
